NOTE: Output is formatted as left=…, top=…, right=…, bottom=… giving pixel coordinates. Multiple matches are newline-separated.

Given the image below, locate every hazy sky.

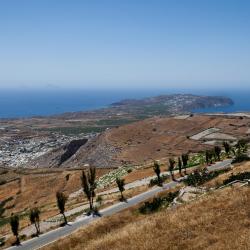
left=0, top=0, right=249, bottom=90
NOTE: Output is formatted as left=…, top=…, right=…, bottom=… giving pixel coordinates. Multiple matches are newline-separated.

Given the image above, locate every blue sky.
left=0, top=0, right=249, bottom=90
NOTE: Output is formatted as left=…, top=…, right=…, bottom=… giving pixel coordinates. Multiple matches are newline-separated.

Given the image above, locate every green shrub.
left=20, top=234, right=27, bottom=241
left=149, top=174, right=169, bottom=187
left=184, top=168, right=227, bottom=186
left=232, top=154, right=250, bottom=163
left=139, top=191, right=179, bottom=214
left=223, top=172, right=250, bottom=185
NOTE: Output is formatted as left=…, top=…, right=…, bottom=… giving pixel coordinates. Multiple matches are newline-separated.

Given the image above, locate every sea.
left=0, top=88, right=250, bottom=119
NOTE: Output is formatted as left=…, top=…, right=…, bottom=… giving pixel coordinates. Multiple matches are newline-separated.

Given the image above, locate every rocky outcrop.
left=58, top=139, right=88, bottom=166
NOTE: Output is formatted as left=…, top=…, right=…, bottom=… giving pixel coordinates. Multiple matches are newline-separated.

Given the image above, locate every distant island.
left=55, top=94, right=233, bottom=119
left=111, top=94, right=233, bottom=111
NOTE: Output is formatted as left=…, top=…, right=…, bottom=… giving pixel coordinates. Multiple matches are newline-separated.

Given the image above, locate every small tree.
left=116, top=178, right=125, bottom=201
left=205, top=150, right=210, bottom=165
left=211, top=149, right=216, bottom=163
left=181, top=154, right=189, bottom=175
left=81, top=167, right=97, bottom=215
left=168, top=158, right=176, bottom=181
left=153, top=161, right=162, bottom=186
left=178, top=157, right=182, bottom=176
left=56, top=191, right=68, bottom=225
left=10, top=214, right=20, bottom=245
left=205, top=150, right=214, bottom=165
left=29, top=207, right=40, bottom=236
left=223, top=141, right=231, bottom=157
left=214, top=146, right=222, bottom=161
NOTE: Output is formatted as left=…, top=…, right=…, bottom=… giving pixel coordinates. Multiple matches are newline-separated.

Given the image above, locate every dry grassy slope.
left=58, top=115, right=250, bottom=168
left=44, top=185, right=250, bottom=250
left=0, top=168, right=110, bottom=223
left=30, top=115, right=250, bottom=168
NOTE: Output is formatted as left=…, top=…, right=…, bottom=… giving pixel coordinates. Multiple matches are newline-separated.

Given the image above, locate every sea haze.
left=0, top=89, right=250, bottom=118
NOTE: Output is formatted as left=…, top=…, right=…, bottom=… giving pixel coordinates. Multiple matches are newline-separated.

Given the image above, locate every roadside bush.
left=20, top=235, right=27, bottom=241
left=184, top=168, right=227, bottom=187
left=149, top=174, right=169, bottom=187
left=223, top=172, right=250, bottom=185
left=232, top=154, right=250, bottom=164
left=139, top=191, right=179, bottom=214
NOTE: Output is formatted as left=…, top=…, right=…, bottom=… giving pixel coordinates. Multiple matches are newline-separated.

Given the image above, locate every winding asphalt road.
left=7, top=159, right=233, bottom=250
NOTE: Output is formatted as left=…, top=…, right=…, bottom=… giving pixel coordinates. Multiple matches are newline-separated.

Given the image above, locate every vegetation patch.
left=186, top=153, right=205, bottom=168
left=38, top=126, right=106, bottom=135
left=223, top=171, right=250, bottom=185
left=96, top=119, right=137, bottom=126
left=184, top=168, right=228, bottom=187
left=97, top=166, right=135, bottom=188
left=139, top=191, right=179, bottom=214
left=141, top=103, right=171, bottom=115
left=232, top=154, right=250, bottom=163
left=148, top=174, right=169, bottom=187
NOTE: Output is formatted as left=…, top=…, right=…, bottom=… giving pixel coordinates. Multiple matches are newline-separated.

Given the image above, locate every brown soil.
left=0, top=168, right=111, bottom=236
left=61, top=115, right=250, bottom=168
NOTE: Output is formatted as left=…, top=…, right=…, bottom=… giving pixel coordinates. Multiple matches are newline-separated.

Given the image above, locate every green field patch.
left=37, top=126, right=106, bottom=135
left=96, top=119, right=137, bottom=126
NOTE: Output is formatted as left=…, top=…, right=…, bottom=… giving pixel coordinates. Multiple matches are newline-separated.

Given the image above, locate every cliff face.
left=28, top=139, right=88, bottom=168
left=58, top=139, right=88, bottom=166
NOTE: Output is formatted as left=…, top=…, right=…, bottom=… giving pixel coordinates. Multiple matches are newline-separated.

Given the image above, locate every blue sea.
left=0, top=88, right=250, bottom=118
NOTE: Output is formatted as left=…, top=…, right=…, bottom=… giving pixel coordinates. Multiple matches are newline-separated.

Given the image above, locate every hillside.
left=43, top=182, right=250, bottom=250
left=1, top=142, right=249, bottom=248
left=31, top=114, right=250, bottom=168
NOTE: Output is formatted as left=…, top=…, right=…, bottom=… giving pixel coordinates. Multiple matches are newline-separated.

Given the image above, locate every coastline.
left=0, top=90, right=237, bottom=119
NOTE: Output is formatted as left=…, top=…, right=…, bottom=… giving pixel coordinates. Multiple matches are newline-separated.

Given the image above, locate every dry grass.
left=104, top=115, right=250, bottom=166
left=124, top=167, right=157, bottom=183
left=0, top=168, right=110, bottom=213
left=0, top=168, right=111, bottom=236
left=44, top=186, right=250, bottom=250
left=42, top=207, right=144, bottom=250
left=204, top=161, right=250, bottom=188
